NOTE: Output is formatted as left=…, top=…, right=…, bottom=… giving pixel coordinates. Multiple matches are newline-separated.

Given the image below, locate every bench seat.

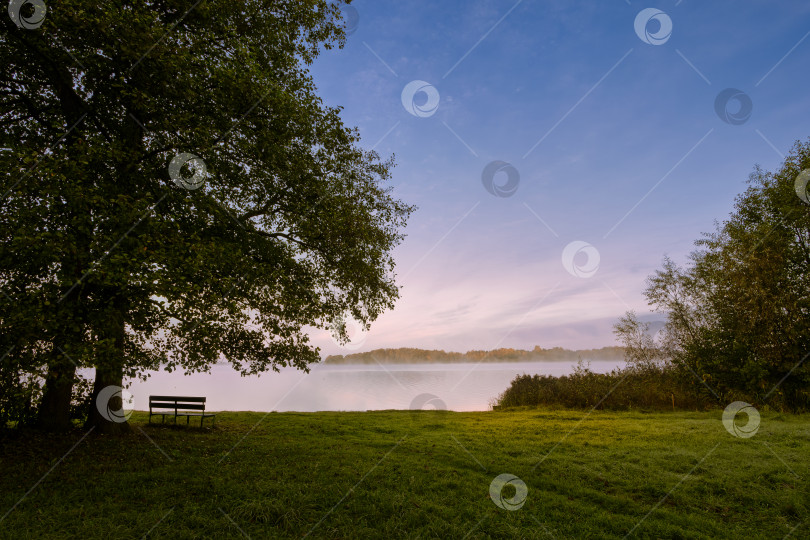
left=149, top=396, right=216, bottom=427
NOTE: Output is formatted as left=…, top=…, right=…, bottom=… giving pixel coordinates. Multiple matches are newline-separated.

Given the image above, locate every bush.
left=493, top=361, right=714, bottom=411
left=0, top=358, right=43, bottom=429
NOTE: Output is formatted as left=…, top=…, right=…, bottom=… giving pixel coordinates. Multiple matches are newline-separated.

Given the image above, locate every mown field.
left=1, top=409, right=808, bottom=539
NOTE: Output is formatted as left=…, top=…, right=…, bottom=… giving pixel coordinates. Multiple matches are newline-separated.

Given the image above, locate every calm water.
left=126, top=359, right=623, bottom=412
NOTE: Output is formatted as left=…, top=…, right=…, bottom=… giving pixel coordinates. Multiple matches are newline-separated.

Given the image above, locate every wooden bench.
left=148, top=396, right=216, bottom=427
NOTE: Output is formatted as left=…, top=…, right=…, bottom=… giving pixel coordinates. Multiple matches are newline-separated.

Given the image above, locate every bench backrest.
left=149, top=395, right=206, bottom=412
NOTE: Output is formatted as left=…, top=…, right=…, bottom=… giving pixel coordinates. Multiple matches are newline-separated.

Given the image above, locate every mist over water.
left=126, top=359, right=623, bottom=412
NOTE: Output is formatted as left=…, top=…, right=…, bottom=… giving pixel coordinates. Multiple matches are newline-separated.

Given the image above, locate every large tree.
left=0, top=0, right=413, bottom=432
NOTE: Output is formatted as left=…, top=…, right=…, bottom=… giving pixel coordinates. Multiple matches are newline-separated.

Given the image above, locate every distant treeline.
left=323, top=346, right=626, bottom=364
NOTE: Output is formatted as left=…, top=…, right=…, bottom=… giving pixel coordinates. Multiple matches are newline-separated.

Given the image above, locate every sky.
left=306, top=0, right=810, bottom=356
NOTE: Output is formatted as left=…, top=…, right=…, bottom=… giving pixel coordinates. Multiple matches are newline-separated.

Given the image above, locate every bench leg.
left=187, top=415, right=190, bottom=425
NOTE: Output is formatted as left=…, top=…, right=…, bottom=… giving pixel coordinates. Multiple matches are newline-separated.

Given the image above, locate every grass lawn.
left=1, top=409, right=808, bottom=539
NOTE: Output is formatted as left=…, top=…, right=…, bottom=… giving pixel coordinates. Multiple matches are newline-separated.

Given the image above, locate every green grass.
left=1, top=409, right=808, bottom=539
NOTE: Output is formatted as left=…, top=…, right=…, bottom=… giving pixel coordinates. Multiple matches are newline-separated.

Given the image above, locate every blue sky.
left=307, top=0, right=810, bottom=355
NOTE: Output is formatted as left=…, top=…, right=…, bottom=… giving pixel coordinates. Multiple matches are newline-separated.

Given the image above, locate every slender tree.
left=616, top=141, right=810, bottom=409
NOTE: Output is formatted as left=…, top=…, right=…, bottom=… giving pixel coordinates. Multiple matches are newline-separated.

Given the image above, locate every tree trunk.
left=86, top=300, right=131, bottom=434
left=37, top=351, right=76, bottom=432
left=86, top=362, right=131, bottom=434
left=38, top=187, right=89, bottom=431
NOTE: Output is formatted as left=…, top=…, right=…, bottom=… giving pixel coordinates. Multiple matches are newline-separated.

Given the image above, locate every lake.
left=125, top=359, right=623, bottom=412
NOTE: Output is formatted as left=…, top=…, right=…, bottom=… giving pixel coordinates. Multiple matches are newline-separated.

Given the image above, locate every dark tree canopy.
left=0, top=0, right=413, bottom=431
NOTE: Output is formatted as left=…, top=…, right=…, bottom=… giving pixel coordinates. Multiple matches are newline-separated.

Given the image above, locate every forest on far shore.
left=323, top=346, right=626, bottom=364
